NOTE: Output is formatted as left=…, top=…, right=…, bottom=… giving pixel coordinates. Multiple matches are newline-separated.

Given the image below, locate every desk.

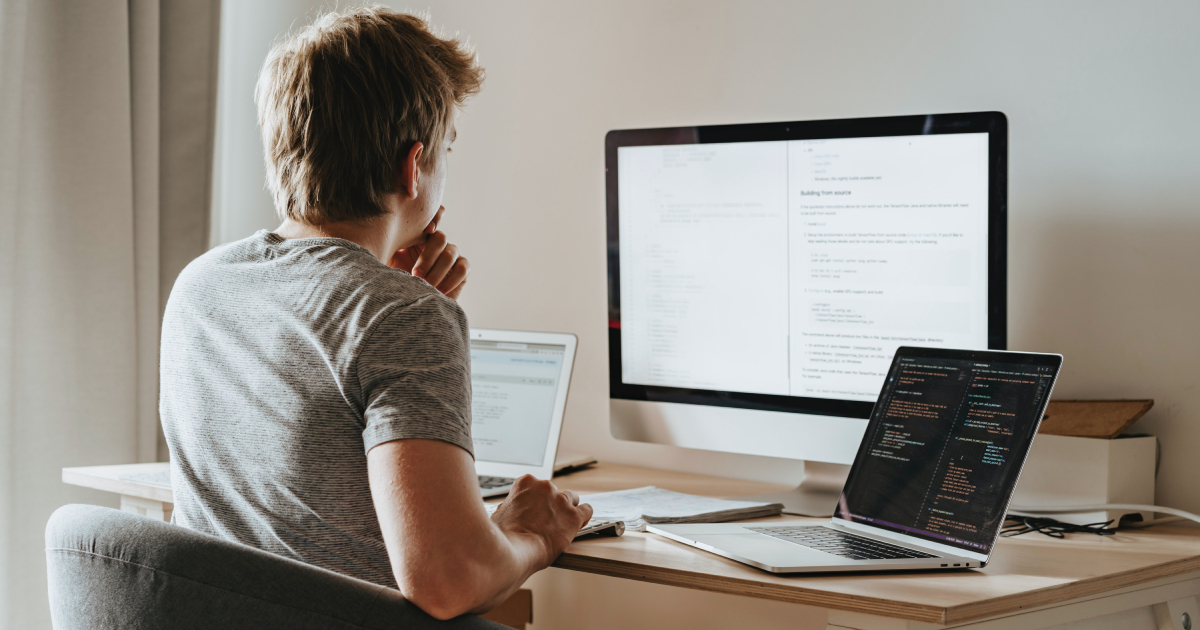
left=63, top=462, right=174, bottom=520
left=65, top=462, right=1200, bottom=630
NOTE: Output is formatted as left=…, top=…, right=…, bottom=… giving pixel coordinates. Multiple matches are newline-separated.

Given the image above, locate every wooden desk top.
left=547, top=463, right=1200, bottom=626
left=65, top=461, right=1200, bottom=625
left=62, top=462, right=172, bottom=503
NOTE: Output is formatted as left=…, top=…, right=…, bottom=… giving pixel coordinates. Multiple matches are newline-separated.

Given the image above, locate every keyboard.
left=746, top=525, right=939, bottom=560
left=478, top=475, right=515, bottom=490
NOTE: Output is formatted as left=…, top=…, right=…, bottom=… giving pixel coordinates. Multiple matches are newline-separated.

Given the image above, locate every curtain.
left=0, top=0, right=219, bottom=627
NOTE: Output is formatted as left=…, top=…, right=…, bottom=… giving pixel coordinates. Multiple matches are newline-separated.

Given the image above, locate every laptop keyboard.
left=478, top=475, right=515, bottom=490
left=746, top=525, right=940, bottom=560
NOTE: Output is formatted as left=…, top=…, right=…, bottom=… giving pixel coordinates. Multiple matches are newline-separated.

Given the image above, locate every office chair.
left=45, top=504, right=508, bottom=630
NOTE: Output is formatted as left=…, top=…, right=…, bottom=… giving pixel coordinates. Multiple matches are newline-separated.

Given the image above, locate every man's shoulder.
left=270, top=237, right=468, bottom=337
left=364, top=276, right=467, bottom=340
left=182, top=231, right=430, bottom=294
left=170, top=231, right=464, bottom=328
left=328, top=250, right=463, bottom=321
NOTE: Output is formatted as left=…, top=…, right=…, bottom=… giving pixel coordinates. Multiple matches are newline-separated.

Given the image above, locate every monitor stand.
left=738, top=461, right=850, bottom=517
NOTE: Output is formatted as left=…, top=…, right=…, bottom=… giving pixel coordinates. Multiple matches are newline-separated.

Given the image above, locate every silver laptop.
left=469, top=329, right=578, bottom=497
left=649, top=347, right=1062, bottom=573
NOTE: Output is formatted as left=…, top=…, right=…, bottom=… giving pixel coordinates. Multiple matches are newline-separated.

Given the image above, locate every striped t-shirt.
left=159, top=230, right=473, bottom=588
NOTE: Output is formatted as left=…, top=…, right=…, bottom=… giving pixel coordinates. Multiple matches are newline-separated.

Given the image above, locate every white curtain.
left=0, top=0, right=219, bottom=627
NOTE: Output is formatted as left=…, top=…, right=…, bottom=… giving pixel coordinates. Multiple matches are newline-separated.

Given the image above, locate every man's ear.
left=398, top=142, right=424, bottom=200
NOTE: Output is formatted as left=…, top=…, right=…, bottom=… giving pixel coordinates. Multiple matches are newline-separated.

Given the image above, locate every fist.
left=490, top=475, right=593, bottom=565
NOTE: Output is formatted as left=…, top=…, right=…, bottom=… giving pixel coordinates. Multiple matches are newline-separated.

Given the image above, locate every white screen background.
left=618, top=133, right=990, bottom=402
left=470, top=341, right=565, bottom=465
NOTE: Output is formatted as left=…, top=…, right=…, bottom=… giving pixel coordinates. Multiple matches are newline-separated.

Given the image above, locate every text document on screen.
left=617, top=133, right=989, bottom=402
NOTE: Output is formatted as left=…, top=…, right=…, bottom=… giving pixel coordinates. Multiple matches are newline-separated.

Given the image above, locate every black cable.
left=1001, top=515, right=1115, bottom=539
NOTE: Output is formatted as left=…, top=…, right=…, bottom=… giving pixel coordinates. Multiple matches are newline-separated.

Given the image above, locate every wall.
left=213, top=1, right=1200, bottom=627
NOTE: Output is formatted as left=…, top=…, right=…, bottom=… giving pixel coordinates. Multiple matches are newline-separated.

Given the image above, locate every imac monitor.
left=605, top=112, right=1007, bottom=514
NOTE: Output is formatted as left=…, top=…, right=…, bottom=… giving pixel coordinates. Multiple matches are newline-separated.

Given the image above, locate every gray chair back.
left=45, top=504, right=506, bottom=630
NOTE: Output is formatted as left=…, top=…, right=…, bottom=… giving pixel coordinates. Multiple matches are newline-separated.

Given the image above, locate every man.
left=159, top=6, right=592, bottom=620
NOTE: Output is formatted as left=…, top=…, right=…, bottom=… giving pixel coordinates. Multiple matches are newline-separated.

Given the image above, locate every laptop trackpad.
left=693, top=533, right=838, bottom=565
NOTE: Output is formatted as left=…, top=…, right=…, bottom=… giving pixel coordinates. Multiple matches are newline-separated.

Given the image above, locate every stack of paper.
left=580, top=486, right=783, bottom=532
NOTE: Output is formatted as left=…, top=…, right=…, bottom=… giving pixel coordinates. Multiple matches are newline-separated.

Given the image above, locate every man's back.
left=160, top=230, right=473, bottom=588
left=159, top=7, right=593, bottom=618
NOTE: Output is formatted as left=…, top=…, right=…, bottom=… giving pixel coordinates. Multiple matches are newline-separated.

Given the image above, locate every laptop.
left=469, top=328, right=578, bottom=497
left=649, top=347, right=1062, bottom=573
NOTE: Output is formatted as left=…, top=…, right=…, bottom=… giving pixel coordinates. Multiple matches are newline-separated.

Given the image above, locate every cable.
left=1121, top=516, right=1185, bottom=528
left=1002, top=515, right=1114, bottom=538
left=1008, top=504, right=1200, bottom=528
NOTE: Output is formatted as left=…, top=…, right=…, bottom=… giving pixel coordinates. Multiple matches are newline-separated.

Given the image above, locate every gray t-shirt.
left=160, top=230, right=473, bottom=588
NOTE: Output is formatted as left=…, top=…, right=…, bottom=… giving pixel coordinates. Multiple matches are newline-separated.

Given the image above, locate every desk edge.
left=62, top=468, right=175, bottom=503
left=553, top=553, right=948, bottom=623
left=555, top=547, right=1200, bottom=625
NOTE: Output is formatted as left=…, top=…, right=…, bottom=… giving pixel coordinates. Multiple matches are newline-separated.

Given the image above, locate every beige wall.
left=213, top=1, right=1200, bottom=627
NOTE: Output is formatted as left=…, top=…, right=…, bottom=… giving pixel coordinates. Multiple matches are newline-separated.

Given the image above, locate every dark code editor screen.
left=835, top=352, right=1058, bottom=553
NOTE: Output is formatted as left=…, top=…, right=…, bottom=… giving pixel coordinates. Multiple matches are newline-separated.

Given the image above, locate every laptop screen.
left=835, top=348, right=1060, bottom=555
left=470, top=339, right=567, bottom=466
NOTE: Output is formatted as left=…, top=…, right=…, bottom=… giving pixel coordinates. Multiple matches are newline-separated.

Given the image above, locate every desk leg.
left=120, top=495, right=173, bottom=522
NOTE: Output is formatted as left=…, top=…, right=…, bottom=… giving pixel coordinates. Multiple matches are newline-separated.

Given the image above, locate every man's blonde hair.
left=256, top=6, right=483, bottom=224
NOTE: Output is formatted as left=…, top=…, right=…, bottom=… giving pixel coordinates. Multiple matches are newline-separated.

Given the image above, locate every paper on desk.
left=579, top=486, right=783, bottom=532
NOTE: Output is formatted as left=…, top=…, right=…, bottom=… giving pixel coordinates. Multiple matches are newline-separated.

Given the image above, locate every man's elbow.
left=399, top=572, right=483, bottom=621
left=410, top=595, right=471, bottom=622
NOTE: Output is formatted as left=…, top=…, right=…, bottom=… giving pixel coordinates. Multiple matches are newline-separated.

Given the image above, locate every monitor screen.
left=470, top=339, right=566, bottom=466
left=607, top=112, right=1007, bottom=419
left=835, top=348, right=1060, bottom=554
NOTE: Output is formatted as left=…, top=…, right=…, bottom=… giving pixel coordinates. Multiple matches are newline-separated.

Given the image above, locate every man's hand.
left=490, top=475, right=593, bottom=565
left=388, top=206, right=470, bottom=299
left=368, top=441, right=589, bottom=619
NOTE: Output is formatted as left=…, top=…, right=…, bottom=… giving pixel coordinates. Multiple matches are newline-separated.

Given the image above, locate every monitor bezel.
left=605, top=111, right=1008, bottom=419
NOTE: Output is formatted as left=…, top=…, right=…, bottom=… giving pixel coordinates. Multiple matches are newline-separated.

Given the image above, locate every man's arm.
left=367, top=438, right=591, bottom=620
